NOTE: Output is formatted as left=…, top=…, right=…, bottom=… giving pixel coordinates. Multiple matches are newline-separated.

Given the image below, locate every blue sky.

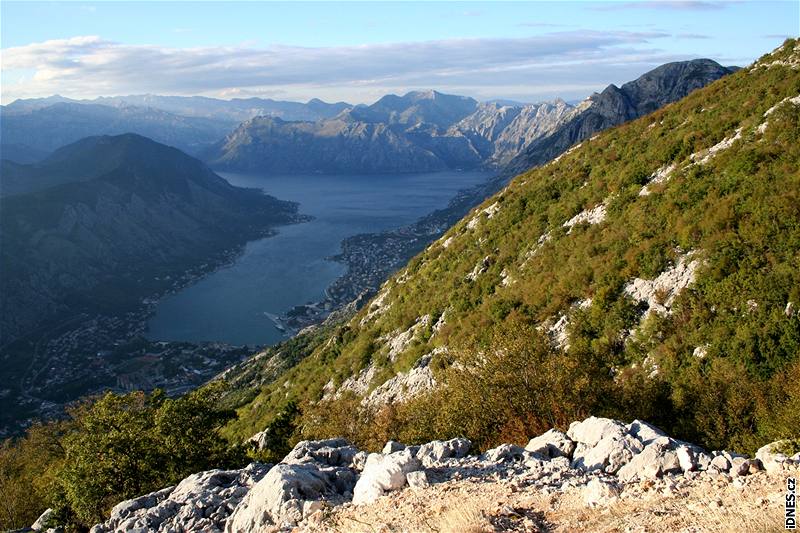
left=1, top=1, right=797, bottom=104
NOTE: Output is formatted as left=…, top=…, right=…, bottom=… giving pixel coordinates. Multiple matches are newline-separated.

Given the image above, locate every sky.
left=1, top=1, right=797, bottom=105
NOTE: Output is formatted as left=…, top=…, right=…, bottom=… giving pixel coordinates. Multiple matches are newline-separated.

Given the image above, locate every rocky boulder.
left=525, top=429, right=575, bottom=459
left=31, top=508, right=53, bottom=531
left=482, top=444, right=532, bottom=463
left=282, top=438, right=358, bottom=468
left=582, top=478, right=621, bottom=507
left=572, top=434, right=643, bottom=474
left=352, top=450, right=422, bottom=505
left=91, top=464, right=269, bottom=533
left=567, top=417, right=627, bottom=447
left=616, top=437, right=682, bottom=482
left=225, top=440, right=358, bottom=531
left=416, top=437, right=472, bottom=467
left=756, top=440, right=798, bottom=473
left=626, top=420, right=668, bottom=445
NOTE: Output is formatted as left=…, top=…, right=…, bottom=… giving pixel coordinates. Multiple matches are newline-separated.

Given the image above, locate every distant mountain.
left=0, top=102, right=236, bottom=158
left=0, top=142, right=50, bottom=164
left=205, top=90, right=573, bottom=173
left=505, top=59, right=736, bottom=174
left=207, top=59, right=732, bottom=176
left=206, top=115, right=459, bottom=174
left=0, top=134, right=303, bottom=344
left=448, top=100, right=576, bottom=166
left=348, top=90, right=478, bottom=128
left=4, top=94, right=352, bottom=123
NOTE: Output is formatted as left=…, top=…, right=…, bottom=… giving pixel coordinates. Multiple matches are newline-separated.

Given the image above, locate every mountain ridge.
left=206, top=59, right=733, bottom=175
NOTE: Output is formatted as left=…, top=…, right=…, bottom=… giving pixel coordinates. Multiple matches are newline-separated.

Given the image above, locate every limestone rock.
left=677, top=445, right=698, bottom=472
left=617, top=438, right=681, bottom=483
left=567, top=417, right=627, bottom=447
left=627, top=420, right=667, bottom=445
left=572, top=434, right=643, bottom=474
left=525, top=429, right=576, bottom=459
left=92, top=464, right=269, bottom=533
left=406, top=470, right=430, bottom=490
left=482, top=444, right=530, bottom=463
left=225, top=463, right=355, bottom=531
left=709, top=454, right=731, bottom=473
left=282, top=438, right=358, bottom=468
left=31, top=508, right=53, bottom=531
left=583, top=478, right=621, bottom=507
left=416, top=438, right=472, bottom=467
left=382, top=440, right=405, bottom=454
left=756, top=441, right=794, bottom=474
left=352, top=450, right=422, bottom=505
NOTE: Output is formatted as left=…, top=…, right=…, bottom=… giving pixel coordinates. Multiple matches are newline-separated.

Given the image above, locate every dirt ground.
left=301, top=464, right=797, bottom=533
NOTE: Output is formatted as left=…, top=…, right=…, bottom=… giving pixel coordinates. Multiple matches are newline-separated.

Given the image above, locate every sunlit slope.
left=225, top=40, right=800, bottom=453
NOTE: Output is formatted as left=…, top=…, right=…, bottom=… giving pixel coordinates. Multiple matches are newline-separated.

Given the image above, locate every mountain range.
left=206, top=60, right=735, bottom=174
left=2, top=59, right=734, bottom=178
left=0, top=95, right=352, bottom=164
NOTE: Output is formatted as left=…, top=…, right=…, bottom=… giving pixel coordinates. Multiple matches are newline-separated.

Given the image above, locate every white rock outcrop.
left=416, top=437, right=472, bottom=467
left=563, top=204, right=607, bottom=231
left=624, top=254, right=700, bottom=315
left=583, top=478, right=621, bottom=507
left=362, top=353, right=437, bottom=408
left=91, top=464, right=270, bottom=533
left=92, top=417, right=796, bottom=533
left=639, top=163, right=677, bottom=196
left=225, top=440, right=358, bottom=532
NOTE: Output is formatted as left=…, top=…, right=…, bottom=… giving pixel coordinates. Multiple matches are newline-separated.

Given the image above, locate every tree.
left=56, top=386, right=244, bottom=526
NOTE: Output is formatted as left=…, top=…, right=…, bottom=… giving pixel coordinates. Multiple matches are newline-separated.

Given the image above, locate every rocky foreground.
left=27, top=417, right=795, bottom=532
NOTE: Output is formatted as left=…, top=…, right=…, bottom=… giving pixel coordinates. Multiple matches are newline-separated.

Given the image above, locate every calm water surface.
left=146, top=171, right=492, bottom=345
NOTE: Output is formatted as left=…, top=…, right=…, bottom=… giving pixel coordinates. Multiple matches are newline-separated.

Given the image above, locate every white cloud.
left=592, top=1, right=731, bottom=11
left=2, top=31, right=687, bottom=104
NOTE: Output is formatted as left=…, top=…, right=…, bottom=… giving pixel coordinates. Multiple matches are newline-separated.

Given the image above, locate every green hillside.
left=223, top=40, right=800, bottom=456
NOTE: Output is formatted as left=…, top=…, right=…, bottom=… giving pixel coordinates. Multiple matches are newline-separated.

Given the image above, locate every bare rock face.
left=225, top=463, right=355, bottom=531
left=90, top=464, right=269, bottom=533
left=617, top=437, right=682, bottom=483
left=567, top=416, right=628, bottom=447
left=225, top=440, right=359, bottom=532
left=504, top=59, right=735, bottom=175
left=573, top=434, right=644, bottom=474
left=281, top=438, right=358, bottom=467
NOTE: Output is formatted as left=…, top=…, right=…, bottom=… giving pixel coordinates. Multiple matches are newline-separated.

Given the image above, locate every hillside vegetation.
left=223, top=39, right=800, bottom=458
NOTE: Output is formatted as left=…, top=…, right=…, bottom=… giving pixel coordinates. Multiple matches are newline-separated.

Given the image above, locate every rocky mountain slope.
left=219, top=39, right=800, bottom=462
left=83, top=416, right=799, bottom=532
left=504, top=59, right=736, bottom=174
left=0, top=133, right=303, bottom=346
left=206, top=61, right=732, bottom=175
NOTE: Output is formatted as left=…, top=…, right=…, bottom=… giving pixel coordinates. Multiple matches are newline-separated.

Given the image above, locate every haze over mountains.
left=0, top=95, right=351, bottom=163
